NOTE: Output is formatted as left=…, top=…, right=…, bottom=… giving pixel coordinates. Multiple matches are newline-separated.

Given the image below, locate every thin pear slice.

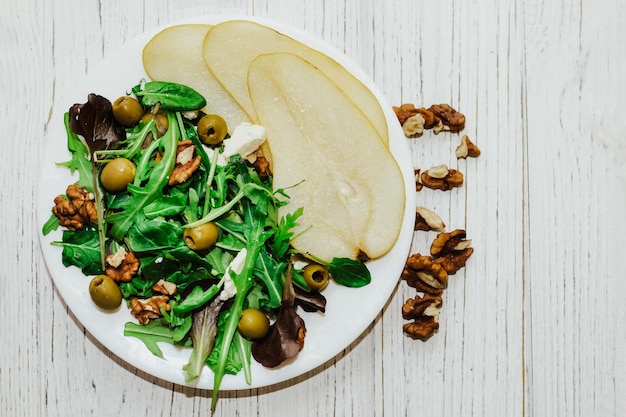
left=202, top=19, right=389, bottom=146
left=248, top=53, right=405, bottom=262
left=142, top=24, right=250, bottom=134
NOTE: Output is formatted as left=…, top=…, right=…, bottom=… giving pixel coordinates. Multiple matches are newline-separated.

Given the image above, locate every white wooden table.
left=2, top=1, right=625, bottom=416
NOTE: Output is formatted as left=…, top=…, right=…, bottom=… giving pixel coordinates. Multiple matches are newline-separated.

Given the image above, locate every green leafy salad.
left=42, top=80, right=371, bottom=408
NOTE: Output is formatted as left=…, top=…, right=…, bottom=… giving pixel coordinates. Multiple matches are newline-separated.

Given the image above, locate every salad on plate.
left=38, top=17, right=414, bottom=410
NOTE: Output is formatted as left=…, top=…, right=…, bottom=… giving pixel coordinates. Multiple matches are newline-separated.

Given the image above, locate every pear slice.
left=202, top=19, right=389, bottom=146
left=142, top=24, right=250, bottom=134
left=248, top=53, right=405, bottom=262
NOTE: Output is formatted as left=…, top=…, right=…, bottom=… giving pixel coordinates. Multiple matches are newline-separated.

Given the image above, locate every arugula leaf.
left=173, top=282, right=222, bottom=316
left=42, top=213, right=60, bottom=236
left=209, top=157, right=276, bottom=409
left=254, top=249, right=286, bottom=309
left=106, top=112, right=179, bottom=241
left=207, top=310, right=244, bottom=377
left=272, top=207, right=303, bottom=259
left=124, top=318, right=179, bottom=357
left=57, top=112, right=93, bottom=192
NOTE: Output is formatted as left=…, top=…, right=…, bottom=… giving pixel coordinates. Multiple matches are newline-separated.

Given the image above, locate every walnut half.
left=421, top=165, right=464, bottom=191
left=105, top=249, right=140, bottom=282
left=168, top=140, right=201, bottom=186
left=52, top=183, right=98, bottom=231
left=402, top=294, right=442, bottom=340
left=430, top=229, right=474, bottom=275
left=402, top=253, right=448, bottom=295
left=130, top=296, right=171, bottom=325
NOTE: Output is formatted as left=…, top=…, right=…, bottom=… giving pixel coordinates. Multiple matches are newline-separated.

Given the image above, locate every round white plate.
left=37, top=15, right=415, bottom=391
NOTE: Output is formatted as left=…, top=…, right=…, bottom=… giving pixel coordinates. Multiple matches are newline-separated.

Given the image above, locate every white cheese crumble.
left=204, top=147, right=228, bottom=167
left=222, top=123, right=266, bottom=161
left=219, top=248, right=248, bottom=301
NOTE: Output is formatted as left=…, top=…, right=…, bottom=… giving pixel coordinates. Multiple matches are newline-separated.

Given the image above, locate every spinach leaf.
left=143, top=189, right=188, bottom=219
left=51, top=228, right=103, bottom=276
left=126, top=218, right=182, bottom=252
left=132, top=81, right=206, bottom=111
left=328, top=258, right=371, bottom=288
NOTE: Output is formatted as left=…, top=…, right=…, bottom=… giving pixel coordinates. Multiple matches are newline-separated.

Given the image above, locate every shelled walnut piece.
left=402, top=294, right=442, bottom=340
left=167, top=140, right=201, bottom=185
left=421, top=164, right=464, bottom=191
left=105, top=247, right=140, bottom=282
left=393, top=103, right=466, bottom=137
left=456, top=135, right=481, bottom=159
left=51, top=183, right=98, bottom=231
left=402, top=253, right=448, bottom=296
left=130, top=295, right=171, bottom=325
left=415, top=206, right=445, bottom=232
left=401, top=230, right=473, bottom=340
left=431, top=229, right=474, bottom=275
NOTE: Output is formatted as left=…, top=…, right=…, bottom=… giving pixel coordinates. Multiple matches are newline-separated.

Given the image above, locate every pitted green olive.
left=100, top=157, right=136, bottom=193
left=237, top=308, right=270, bottom=340
left=197, top=114, right=227, bottom=145
left=112, top=96, right=144, bottom=127
left=89, top=274, right=122, bottom=310
left=183, top=222, right=219, bottom=251
left=302, top=263, right=329, bottom=291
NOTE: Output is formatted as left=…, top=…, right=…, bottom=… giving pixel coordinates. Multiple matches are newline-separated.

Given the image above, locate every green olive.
left=141, top=112, right=169, bottom=136
left=112, top=96, right=144, bottom=127
left=89, top=275, right=122, bottom=310
left=237, top=308, right=270, bottom=340
left=303, top=263, right=329, bottom=291
left=183, top=222, right=219, bottom=251
left=100, top=157, right=136, bottom=193
left=197, top=114, right=227, bottom=145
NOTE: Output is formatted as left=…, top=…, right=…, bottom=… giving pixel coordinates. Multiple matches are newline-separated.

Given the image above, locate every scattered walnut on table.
left=430, top=229, right=474, bottom=275
left=393, top=103, right=466, bottom=137
left=168, top=140, right=201, bottom=186
left=402, top=293, right=442, bottom=340
left=428, top=104, right=466, bottom=134
left=402, top=114, right=426, bottom=138
left=105, top=247, right=140, bottom=282
left=414, top=168, right=423, bottom=191
left=52, top=183, right=98, bottom=231
left=130, top=295, right=171, bottom=325
left=401, top=253, right=448, bottom=296
left=415, top=206, right=445, bottom=231
left=456, top=135, right=481, bottom=159
left=400, top=230, right=474, bottom=341
left=421, top=164, right=464, bottom=191
left=392, top=103, right=420, bottom=125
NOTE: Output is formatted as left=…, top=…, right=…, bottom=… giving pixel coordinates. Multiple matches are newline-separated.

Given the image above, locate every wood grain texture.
left=1, top=0, right=624, bottom=416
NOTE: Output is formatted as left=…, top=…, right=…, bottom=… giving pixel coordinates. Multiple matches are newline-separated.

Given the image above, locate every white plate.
left=37, top=15, right=416, bottom=391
